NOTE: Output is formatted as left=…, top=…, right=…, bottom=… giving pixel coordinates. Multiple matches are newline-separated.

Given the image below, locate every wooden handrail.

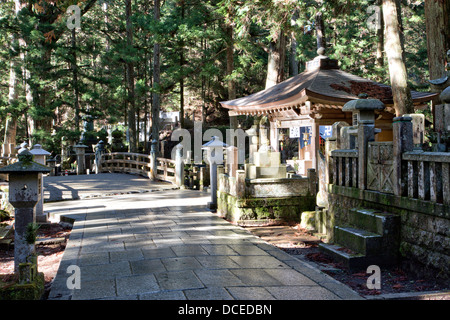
left=100, top=152, right=176, bottom=184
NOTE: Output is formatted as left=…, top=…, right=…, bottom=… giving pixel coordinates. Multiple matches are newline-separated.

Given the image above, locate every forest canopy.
left=0, top=0, right=448, bottom=154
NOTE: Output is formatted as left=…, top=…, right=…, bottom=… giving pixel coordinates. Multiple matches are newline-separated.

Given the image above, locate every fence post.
left=392, top=116, right=413, bottom=196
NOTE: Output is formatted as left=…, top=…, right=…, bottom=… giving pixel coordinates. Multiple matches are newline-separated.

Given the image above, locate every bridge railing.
left=100, top=152, right=176, bottom=184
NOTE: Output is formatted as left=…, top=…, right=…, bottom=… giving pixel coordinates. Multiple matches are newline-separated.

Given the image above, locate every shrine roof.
left=220, top=55, right=438, bottom=116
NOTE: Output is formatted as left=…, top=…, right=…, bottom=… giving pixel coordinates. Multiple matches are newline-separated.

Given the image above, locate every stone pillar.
left=202, top=136, right=227, bottom=210
left=73, top=144, right=88, bottom=175
left=94, top=140, right=105, bottom=174
left=226, top=146, right=238, bottom=178
left=29, top=144, right=51, bottom=223
left=270, top=120, right=279, bottom=152
left=332, top=121, right=351, bottom=149
left=307, top=168, right=317, bottom=195
left=199, top=166, right=205, bottom=191
left=160, top=140, right=166, bottom=158
left=0, top=150, right=50, bottom=273
left=245, top=124, right=259, bottom=164
left=236, top=170, right=246, bottom=198
left=208, top=159, right=218, bottom=211
left=150, top=139, right=158, bottom=180
left=175, top=144, right=184, bottom=188
left=357, top=120, right=376, bottom=190
left=392, top=116, right=413, bottom=197
left=47, top=159, right=57, bottom=176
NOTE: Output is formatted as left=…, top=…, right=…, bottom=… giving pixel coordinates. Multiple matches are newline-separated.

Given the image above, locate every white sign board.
left=289, top=127, right=301, bottom=138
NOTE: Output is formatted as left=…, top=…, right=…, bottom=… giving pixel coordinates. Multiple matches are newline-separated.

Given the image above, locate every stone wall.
left=217, top=191, right=316, bottom=223
left=327, top=184, right=450, bottom=279
left=217, top=173, right=316, bottom=223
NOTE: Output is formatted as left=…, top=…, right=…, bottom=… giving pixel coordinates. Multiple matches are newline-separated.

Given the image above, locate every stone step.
left=318, top=242, right=396, bottom=272
left=348, top=208, right=397, bottom=235
left=334, top=226, right=383, bottom=256
left=318, top=243, right=368, bottom=271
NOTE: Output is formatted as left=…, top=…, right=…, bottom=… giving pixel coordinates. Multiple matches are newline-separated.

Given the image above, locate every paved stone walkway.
left=44, top=173, right=177, bottom=202
left=45, top=185, right=363, bottom=300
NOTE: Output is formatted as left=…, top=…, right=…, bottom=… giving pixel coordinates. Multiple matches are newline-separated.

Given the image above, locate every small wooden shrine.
left=220, top=49, right=438, bottom=175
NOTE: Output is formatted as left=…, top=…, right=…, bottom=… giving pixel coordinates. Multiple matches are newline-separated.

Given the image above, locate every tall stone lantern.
left=0, top=150, right=50, bottom=272
left=202, top=136, right=228, bottom=211
left=30, top=144, right=51, bottom=223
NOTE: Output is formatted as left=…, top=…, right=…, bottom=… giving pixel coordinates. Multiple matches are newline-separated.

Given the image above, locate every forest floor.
left=244, top=222, right=450, bottom=300
left=0, top=219, right=71, bottom=299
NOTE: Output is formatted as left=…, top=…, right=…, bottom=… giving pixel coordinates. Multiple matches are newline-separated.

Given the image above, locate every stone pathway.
left=45, top=187, right=363, bottom=300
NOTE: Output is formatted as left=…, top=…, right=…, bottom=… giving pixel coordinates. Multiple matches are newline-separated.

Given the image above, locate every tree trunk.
left=265, top=31, right=286, bottom=89
left=126, top=0, right=137, bottom=152
left=376, top=0, right=384, bottom=67
left=425, top=0, right=450, bottom=86
left=4, top=34, right=18, bottom=150
left=152, top=0, right=161, bottom=149
left=226, top=25, right=238, bottom=130
left=4, top=1, right=24, bottom=149
left=382, top=0, right=413, bottom=116
left=71, top=28, right=80, bottom=133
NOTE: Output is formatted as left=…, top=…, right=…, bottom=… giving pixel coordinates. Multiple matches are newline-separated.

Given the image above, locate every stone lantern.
left=73, top=143, right=88, bottom=175
left=202, top=136, right=228, bottom=211
left=0, top=150, right=50, bottom=272
left=342, top=97, right=385, bottom=126
left=342, top=98, right=385, bottom=190
left=30, top=144, right=51, bottom=223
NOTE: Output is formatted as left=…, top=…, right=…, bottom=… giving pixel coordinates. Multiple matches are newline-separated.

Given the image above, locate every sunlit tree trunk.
left=71, top=28, right=80, bottom=132
left=290, top=11, right=299, bottom=77
left=265, top=30, right=286, bottom=89
left=376, top=0, right=384, bottom=67
left=382, top=0, right=413, bottom=116
left=4, top=34, right=18, bottom=149
left=226, top=25, right=238, bottom=130
left=152, top=0, right=161, bottom=150
left=126, top=0, right=137, bottom=152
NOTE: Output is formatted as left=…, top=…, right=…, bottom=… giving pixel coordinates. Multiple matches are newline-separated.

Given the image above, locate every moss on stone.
left=217, top=190, right=315, bottom=223
left=0, top=272, right=45, bottom=300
